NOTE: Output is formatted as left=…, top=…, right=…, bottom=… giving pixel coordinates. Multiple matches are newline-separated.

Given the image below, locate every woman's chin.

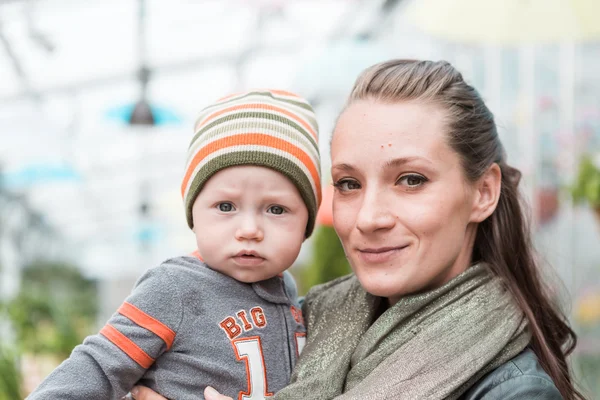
left=354, top=271, right=417, bottom=300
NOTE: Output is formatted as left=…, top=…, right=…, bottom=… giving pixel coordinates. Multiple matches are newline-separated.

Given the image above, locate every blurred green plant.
left=298, top=225, right=351, bottom=295
left=4, top=293, right=88, bottom=358
left=21, top=261, right=98, bottom=319
left=0, top=346, right=23, bottom=400
left=2, top=261, right=97, bottom=358
left=572, top=353, right=600, bottom=399
left=571, top=154, right=600, bottom=207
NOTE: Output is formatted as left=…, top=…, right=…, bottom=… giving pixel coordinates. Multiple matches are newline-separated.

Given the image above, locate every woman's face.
left=331, top=99, right=483, bottom=304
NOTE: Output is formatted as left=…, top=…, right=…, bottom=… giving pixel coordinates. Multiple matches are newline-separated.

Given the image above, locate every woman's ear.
left=470, top=163, right=501, bottom=223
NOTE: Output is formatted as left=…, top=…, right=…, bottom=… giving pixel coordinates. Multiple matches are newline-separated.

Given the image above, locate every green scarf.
left=275, top=264, right=531, bottom=400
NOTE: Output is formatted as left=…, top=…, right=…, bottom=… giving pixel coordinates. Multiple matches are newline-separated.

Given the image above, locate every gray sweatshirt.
left=28, top=255, right=306, bottom=400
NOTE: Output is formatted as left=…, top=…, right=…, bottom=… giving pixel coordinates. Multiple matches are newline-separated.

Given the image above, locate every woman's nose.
left=235, top=215, right=264, bottom=242
left=355, top=189, right=396, bottom=233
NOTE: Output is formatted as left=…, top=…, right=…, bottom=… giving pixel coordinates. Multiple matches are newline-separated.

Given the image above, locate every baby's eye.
left=268, top=205, right=285, bottom=215
left=217, top=202, right=235, bottom=212
left=333, top=179, right=361, bottom=191
left=397, top=174, right=428, bottom=187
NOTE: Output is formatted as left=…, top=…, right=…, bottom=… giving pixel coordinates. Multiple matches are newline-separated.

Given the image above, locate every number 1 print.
left=294, top=332, right=306, bottom=356
left=232, top=337, right=273, bottom=400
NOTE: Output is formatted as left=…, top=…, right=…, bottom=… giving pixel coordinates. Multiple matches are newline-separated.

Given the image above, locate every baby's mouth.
left=233, top=250, right=266, bottom=265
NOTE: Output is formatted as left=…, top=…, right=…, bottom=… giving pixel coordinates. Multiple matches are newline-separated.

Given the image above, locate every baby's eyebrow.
left=261, top=191, right=302, bottom=201
left=210, top=187, right=243, bottom=197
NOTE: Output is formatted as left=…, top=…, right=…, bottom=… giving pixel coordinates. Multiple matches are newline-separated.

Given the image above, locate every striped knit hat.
left=181, top=89, right=322, bottom=237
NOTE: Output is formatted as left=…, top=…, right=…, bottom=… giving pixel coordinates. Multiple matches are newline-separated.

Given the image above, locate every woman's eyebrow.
left=332, top=157, right=432, bottom=172
left=383, top=156, right=432, bottom=169
left=331, top=163, right=356, bottom=173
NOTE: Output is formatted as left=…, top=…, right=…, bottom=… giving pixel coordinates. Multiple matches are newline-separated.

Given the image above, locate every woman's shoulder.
left=304, top=274, right=357, bottom=303
left=461, top=349, right=563, bottom=400
left=300, top=274, right=361, bottom=316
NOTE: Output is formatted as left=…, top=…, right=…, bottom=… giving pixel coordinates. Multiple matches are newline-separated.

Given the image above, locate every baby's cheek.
left=196, top=230, right=223, bottom=251
left=279, top=219, right=306, bottom=236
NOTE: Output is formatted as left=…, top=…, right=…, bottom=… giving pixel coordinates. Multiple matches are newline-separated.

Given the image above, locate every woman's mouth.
left=357, top=246, right=408, bottom=264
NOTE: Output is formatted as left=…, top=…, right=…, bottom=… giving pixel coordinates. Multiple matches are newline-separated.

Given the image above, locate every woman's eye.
left=398, top=174, right=427, bottom=187
left=268, top=205, right=285, bottom=215
left=217, top=202, right=235, bottom=212
left=333, top=179, right=361, bottom=191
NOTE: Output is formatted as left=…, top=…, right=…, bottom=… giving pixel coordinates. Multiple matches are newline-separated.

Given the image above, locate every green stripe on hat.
left=188, top=116, right=320, bottom=160
left=185, top=151, right=318, bottom=237
left=190, top=111, right=319, bottom=151
left=201, top=90, right=316, bottom=115
left=182, top=89, right=321, bottom=238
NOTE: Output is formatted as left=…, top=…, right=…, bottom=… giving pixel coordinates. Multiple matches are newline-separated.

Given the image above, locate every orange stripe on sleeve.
left=118, top=302, right=176, bottom=350
left=181, top=133, right=321, bottom=203
left=99, top=324, right=154, bottom=369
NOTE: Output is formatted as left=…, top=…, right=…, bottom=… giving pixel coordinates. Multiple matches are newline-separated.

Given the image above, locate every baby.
left=28, top=89, right=321, bottom=400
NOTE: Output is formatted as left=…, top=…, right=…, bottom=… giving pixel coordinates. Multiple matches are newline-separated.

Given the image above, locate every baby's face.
left=191, top=166, right=308, bottom=283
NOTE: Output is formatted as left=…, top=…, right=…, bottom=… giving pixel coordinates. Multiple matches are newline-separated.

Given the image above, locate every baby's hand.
left=130, top=386, right=168, bottom=400
left=129, top=385, right=233, bottom=400
left=204, top=386, right=233, bottom=400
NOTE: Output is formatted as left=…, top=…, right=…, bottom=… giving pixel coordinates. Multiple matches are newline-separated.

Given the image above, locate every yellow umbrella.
left=403, top=0, right=600, bottom=45
left=575, top=292, right=600, bottom=325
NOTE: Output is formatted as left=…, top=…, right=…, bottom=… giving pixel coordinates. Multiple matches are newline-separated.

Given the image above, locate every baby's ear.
left=190, top=197, right=201, bottom=231
left=189, top=213, right=196, bottom=232
left=470, top=163, right=501, bottom=223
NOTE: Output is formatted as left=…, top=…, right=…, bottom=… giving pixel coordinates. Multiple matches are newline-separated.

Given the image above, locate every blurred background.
left=0, top=0, right=599, bottom=398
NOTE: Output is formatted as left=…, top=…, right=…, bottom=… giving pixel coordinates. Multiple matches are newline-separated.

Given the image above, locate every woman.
left=133, top=60, right=584, bottom=399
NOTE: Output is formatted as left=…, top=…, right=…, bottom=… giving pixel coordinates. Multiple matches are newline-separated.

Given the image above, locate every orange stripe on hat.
left=270, top=89, right=302, bottom=98
left=197, top=103, right=317, bottom=141
left=118, top=302, right=176, bottom=350
left=216, top=91, right=243, bottom=102
left=183, top=89, right=321, bottom=237
left=181, top=133, right=321, bottom=202
left=100, top=324, right=154, bottom=369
